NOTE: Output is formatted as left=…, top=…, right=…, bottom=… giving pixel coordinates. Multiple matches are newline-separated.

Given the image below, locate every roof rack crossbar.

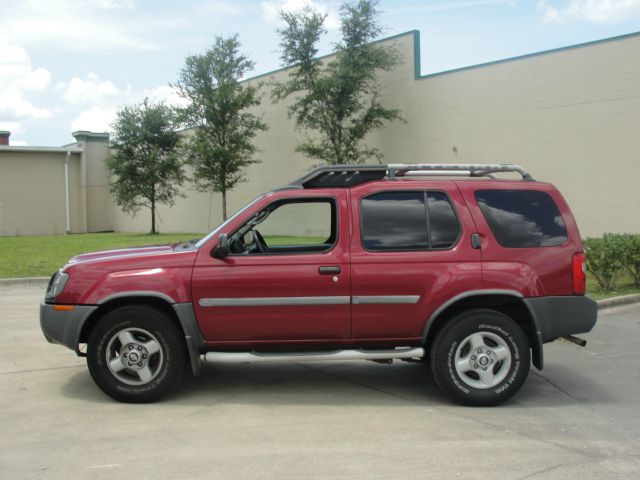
left=286, top=163, right=533, bottom=189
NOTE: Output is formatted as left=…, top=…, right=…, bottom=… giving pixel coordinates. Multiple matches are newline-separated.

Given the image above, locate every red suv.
left=40, top=164, right=597, bottom=405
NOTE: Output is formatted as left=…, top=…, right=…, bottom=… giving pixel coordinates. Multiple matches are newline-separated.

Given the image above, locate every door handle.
left=319, top=266, right=341, bottom=275
left=471, top=233, right=482, bottom=249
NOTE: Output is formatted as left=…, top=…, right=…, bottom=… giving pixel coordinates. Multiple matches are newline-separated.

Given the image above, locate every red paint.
left=52, top=176, right=586, bottom=348
left=455, top=180, right=584, bottom=296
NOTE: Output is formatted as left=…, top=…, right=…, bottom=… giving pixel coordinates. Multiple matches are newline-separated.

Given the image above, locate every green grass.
left=264, top=235, right=326, bottom=245
left=0, top=232, right=203, bottom=278
left=0, top=233, right=329, bottom=278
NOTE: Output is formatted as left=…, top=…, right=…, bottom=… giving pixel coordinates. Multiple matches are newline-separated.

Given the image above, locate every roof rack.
left=286, top=163, right=533, bottom=189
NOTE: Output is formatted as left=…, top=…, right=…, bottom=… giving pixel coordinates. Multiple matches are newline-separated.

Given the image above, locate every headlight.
left=45, top=271, right=69, bottom=303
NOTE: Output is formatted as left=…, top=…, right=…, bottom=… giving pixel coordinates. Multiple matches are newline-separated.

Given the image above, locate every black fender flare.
left=421, top=289, right=545, bottom=370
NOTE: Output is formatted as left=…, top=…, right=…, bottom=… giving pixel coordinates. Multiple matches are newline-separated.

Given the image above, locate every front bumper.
left=40, top=302, right=98, bottom=354
left=523, top=295, right=598, bottom=344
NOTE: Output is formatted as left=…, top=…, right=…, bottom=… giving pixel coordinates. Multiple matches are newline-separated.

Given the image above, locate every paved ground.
left=1, top=286, right=639, bottom=480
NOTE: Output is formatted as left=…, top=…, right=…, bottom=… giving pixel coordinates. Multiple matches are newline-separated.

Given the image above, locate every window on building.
left=474, top=189, right=567, bottom=248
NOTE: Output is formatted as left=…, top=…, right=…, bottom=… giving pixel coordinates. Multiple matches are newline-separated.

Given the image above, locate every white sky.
left=1, top=0, right=639, bottom=146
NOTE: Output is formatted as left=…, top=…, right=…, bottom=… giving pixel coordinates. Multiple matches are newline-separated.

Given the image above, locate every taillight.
left=572, top=252, right=587, bottom=295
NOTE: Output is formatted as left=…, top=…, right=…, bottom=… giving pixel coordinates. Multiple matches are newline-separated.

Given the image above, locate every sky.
left=1, top=0, right=640, bottom=147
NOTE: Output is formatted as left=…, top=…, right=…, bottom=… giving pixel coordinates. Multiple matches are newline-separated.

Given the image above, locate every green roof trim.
left=414, top=29, right=640, bottom=80
left=241, top=30, right=418, bottom=84
left=240, top=28, right=640, bottom=84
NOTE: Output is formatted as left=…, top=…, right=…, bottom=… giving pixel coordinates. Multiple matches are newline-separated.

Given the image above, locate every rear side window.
left=361, top=192, right=428, bottom=250
left=428, top=192, right=459, bottom=248
left=361, top=191, right=460, bottom=251
left=475, top=190, right=567, bottom=248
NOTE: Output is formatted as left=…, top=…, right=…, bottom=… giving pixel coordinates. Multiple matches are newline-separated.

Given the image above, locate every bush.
left=619, top=233, right=640, bottom=288
left=583, top=234, right=626, bottom=291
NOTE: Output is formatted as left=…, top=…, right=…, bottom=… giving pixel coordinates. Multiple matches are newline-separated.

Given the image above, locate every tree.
left=273, top=0, right=403, bottom=165
left=176, top=35, right=268, bottom=220
left=107, top=99, right=184, bottom=234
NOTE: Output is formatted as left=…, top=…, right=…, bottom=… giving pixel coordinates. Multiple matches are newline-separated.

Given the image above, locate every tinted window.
left=428, top=192, right=460, bottom=248
left=361, top=191, right=460, bottom=251
left=361, top=192, right=428, bottom=250
left=475, top=190, right=567, bottom=248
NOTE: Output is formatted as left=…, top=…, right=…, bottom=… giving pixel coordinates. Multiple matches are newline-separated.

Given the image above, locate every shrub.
left=619, top=233, right=640, bottom=288
left=583, top=234, right=626, bottom=291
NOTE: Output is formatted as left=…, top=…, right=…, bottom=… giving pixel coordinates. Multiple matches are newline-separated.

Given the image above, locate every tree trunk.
left=222, top=189, right=227, bottom=221
left=150, top=193, right=157, bottom=234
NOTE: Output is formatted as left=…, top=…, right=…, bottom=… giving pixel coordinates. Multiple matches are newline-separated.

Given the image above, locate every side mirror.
left=211, top=234, right=230, bottom=259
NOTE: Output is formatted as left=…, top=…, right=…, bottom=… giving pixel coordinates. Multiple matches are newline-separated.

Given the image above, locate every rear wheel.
left=87, top=305, right=186, bottom=403
left=430, top=309, right=530, bottom=406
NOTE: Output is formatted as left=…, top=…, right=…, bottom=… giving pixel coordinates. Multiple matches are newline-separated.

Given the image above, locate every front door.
left=192, top=190, right=351, bottom=344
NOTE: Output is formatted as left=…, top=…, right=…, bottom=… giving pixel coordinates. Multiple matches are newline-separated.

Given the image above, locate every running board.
left=204, top=347, right=424, bottom=364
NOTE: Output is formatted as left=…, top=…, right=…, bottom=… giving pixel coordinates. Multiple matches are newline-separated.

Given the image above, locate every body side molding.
left=200, top=295, right=421, bottom=307
left=352, top=295, right=420, bottom=304
left=199, top=296, right=350, bottom=307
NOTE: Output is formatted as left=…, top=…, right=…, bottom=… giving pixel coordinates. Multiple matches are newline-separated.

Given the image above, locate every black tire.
left=430, top=309, right=530, bottom=406
left=87, top=305, right=186, bottom=403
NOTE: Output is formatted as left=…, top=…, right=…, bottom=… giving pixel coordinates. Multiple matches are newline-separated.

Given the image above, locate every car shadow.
left=60, top=360, right=615, bottom=408
left=520, top=363, right=618, bottom=406
left=177, top=361, right=442, bottom=406
left=60, top=370, right=114, bottom=404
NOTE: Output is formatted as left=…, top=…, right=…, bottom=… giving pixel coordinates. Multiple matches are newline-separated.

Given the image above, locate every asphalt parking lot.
left=1, top=286, right=639, bottom=480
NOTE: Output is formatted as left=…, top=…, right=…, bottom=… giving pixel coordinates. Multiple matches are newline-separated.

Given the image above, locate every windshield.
left=194, top=194, right=266, bottom=249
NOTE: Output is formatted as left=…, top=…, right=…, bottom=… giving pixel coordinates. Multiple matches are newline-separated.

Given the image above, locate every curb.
left=0, top=277, right=49, bottom=289
left=596, top=293, right=640, bottom=310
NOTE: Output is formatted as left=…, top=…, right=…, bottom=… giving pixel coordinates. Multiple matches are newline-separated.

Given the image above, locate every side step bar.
left=204, top=347, right=424, bottom=364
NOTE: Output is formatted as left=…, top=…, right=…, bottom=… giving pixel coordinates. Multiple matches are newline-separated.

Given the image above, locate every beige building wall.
left=2, top=30, right=639, bottom=237
left=0, top=149, right=83, bottom=236
left=73, top=132, right=112, bottom=232
left=367, top=31, right=640, bottom=238
left=0, top=131, right=111, bottom=236
left=113, top=30, right=640, bottom=237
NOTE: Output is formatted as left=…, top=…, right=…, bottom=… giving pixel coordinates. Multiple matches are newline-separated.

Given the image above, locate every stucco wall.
left=367, top=32, right=640, bottom=238
left=0, top=151, right=82, bottom=236
left=2, top=30, right=638, bottom=237
left=110, top=31, right=640, bottom=238
left=78, top=134, right=113, bottom=233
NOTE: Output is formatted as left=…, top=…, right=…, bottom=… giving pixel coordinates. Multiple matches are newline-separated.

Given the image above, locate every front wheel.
left=430, top=309, right=530, bottom=406
left=87, top=305, right=186, bottom=403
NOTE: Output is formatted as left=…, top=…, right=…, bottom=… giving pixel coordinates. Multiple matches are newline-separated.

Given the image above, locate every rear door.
left=349, top=181, right=482, bottom=340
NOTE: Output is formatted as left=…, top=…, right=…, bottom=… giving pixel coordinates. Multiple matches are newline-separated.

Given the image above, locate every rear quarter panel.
left=456, top=180, right=583, bottom=296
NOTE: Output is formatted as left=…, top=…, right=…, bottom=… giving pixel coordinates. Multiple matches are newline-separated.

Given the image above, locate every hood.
left=68, top=244, right=180, bottom=265
left=56, top=243, right=198, bottom=305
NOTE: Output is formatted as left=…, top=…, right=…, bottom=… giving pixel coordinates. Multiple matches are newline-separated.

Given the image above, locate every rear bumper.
left=523, top=295, right=598, bottom=344
left=40, top=302, right=98, bottom=354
